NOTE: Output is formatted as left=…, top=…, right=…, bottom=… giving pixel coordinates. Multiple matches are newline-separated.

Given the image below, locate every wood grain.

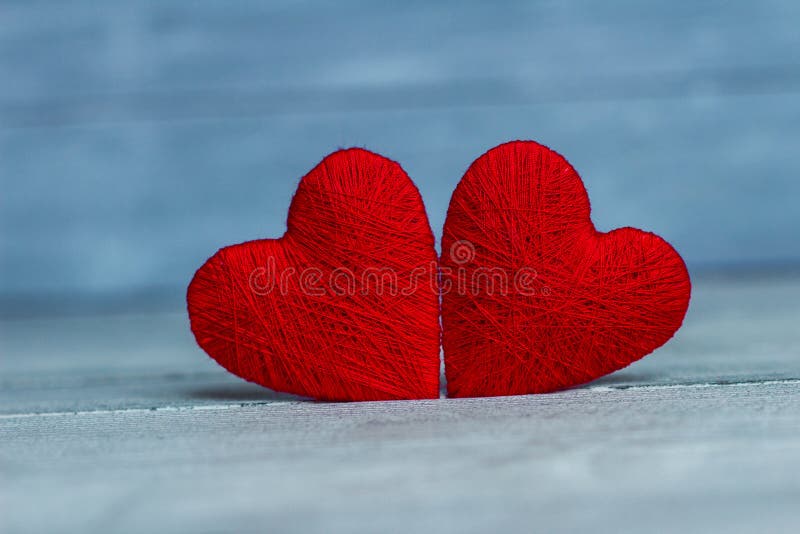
left=1, top=276, right=799, bottom=533
left=2, top=382, right=799, bottom=534
left=2, top=0, right=800, bottom=299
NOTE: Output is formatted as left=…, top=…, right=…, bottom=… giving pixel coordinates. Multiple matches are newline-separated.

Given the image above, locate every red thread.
left=187, top=148, right=440, bottom=401
left=441, top=141, right=691, bottom=397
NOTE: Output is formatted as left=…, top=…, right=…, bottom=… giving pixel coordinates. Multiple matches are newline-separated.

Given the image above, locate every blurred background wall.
left=1, top=0, right=799, bottom=317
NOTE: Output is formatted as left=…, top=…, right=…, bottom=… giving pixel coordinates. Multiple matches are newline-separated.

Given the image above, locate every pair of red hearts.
left=188, top=141, right=691, bottom=401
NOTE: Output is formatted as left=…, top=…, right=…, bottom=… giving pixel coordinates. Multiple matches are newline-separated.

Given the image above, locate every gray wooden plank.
left=2, top=92, right=800, bottom=301
left=2, top=0, right=800, bottom=301
left=2, top=276, right=799, bottom=415
left=2, top=381, right=799, bottom=534
left=3, top=0, right=798, bottom=101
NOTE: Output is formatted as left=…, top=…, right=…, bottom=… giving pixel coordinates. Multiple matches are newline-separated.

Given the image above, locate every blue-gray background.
left=1, top=0, right=799, bottom=315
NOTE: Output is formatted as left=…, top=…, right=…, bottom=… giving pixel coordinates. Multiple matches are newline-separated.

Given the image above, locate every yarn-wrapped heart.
left=441, top=141, right=691, bottom=397
left=188, top=148, right=440, bottom=401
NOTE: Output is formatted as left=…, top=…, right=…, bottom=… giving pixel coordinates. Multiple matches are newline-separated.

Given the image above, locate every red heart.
left=188, top=149, right=440, bottom=401
left=441, top=141, right=691, bottom=397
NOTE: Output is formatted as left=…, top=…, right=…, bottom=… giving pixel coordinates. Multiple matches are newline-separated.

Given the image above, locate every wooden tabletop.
left=2, top=274, right=799, bottom=533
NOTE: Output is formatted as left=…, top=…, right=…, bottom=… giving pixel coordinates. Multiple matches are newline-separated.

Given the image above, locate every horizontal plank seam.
left=2, top=379, right=799, bottom=420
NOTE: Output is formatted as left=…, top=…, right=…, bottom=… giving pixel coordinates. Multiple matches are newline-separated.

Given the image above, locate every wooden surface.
left=2, top=1, right=800, bottom=532
left=2, top=274, right=800, bottom=533
left=2, top=0, right=800, bottom=301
